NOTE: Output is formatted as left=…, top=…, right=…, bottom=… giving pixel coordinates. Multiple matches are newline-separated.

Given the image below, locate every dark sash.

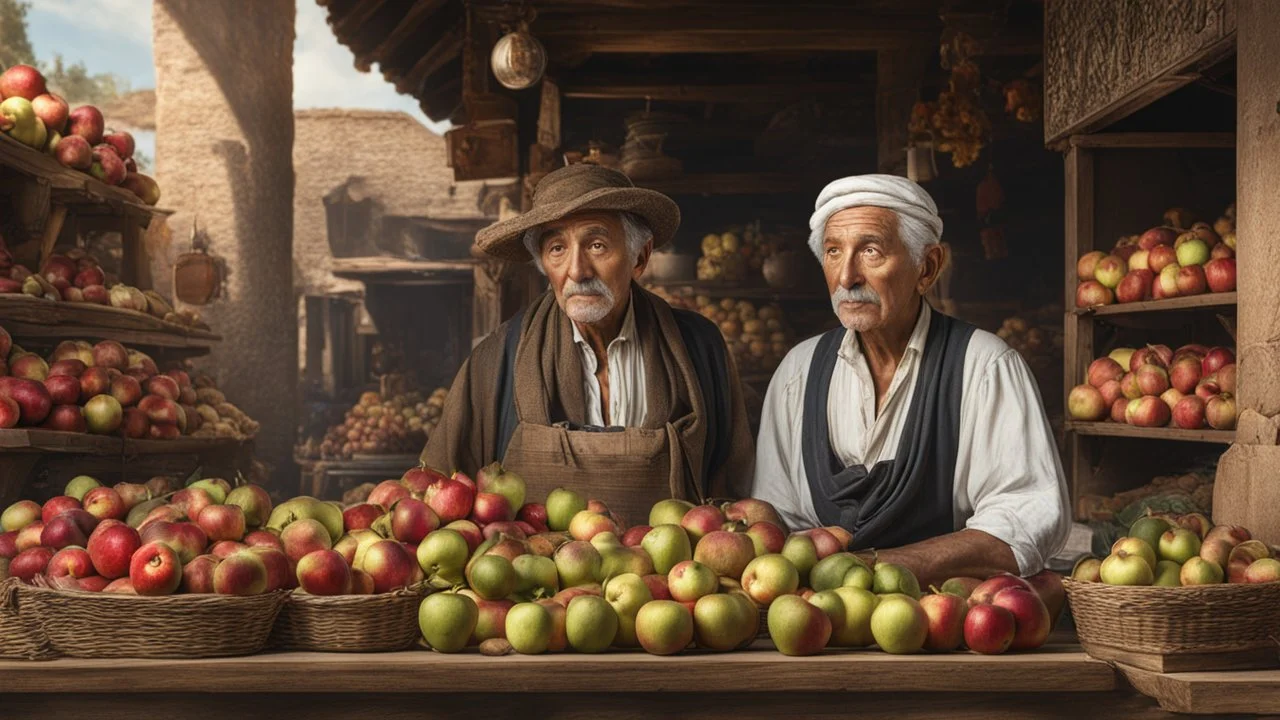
left=801, top=309, right=975, bottom=549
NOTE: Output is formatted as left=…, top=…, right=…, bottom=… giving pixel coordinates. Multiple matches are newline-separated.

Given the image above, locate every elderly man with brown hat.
left=423, top=164, right=755, bottom=524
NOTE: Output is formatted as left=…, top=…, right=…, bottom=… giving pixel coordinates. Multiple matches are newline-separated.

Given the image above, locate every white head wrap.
left=808, top=174, right=943, bottom=258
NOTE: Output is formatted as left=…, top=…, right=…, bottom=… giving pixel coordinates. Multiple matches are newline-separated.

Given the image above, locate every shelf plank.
left=0, top=296, right=219, bottom=352
left=0, top=428, right=247, bottom=456
left=1119, top=664, right=1280, bottom=715
left=1064, top=421, right=1234, bottom=444
left=1067, top=132, right=1236, bottom=150
left=1077, top=292, right=1237, bottom=317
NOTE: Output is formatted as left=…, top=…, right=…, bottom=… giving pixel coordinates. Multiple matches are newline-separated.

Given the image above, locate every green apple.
left=512, top=554, right=560, bottom=599
left=64, top=475, right=102, bottom=501
left=635, top=599, right=695, bottom=655
left=466, top=554, right=517, bottom=600
left=554, top=540, right=603, bottom=588
left=1099, top=551, right=1154, bottom=585
left=476, top=462, right=526, bottom=513
left=693, top=592, right=757, bottom=651
left=741, top=553, right=800, bottom=606
left=806, top=590, right=849, bottom=640
left=872, top=563, right=921, bottom=599
left=1158, top=528, right=1202, bottom=564
left=938, top=577, right=982, bottom=599
left=641, top=524, right=692, bottom=575
left=869, top=594, right=928, bottom=654
left=417, top=528, right=470, bottom=586
left=1128, top=516, right=1172, bottom=557
left=419, top=591, right=478, bottom=653
left=649, top=498, right=696, bottom=527
left=505, top=601, right=553, bottom=654
left=829, top=586, right=879, bottom=646
left=267, top=496, right=343, bottom=542
left=189, top=479, right=230, bottom=505
left=604, top=573, right=653, bottom=647
left=1110, top=537, right=1157, bottom=573
left=1176, top=237, right=1210, bottom=266
left=565, top=595, right=618, bottom=653
left=810, top=552, right=864, bottom=592
left=1180, top=556, right=1224, bottom=585
left=766, top=594, right=831, bottom=656
left=546, top=488, right=588, bottom=532
left=842, top=564, right=874, bottom=591
left=1153, top=560, right=1182, bottom=587
left=781, top=534, right=819, bottom=587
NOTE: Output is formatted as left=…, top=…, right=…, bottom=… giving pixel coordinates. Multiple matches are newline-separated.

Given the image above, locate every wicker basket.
left=1064, top=578, right=1280, bottom=670
left=9, top=582, right=286, bottom=659
left=0, top=580, right=56, bottom=660
left=270, top=586, right=428, bottom=652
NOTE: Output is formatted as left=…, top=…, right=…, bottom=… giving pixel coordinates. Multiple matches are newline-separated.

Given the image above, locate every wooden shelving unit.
left=1078, top=292, right=1237, bottom=317
left=0, top=295, right=219, bottom=353
left=1064, top=422, right=1233, bottom=445
left=0, top=428, right=246, bottom=456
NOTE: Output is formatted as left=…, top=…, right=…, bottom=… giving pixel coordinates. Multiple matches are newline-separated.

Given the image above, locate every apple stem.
left=928, top=584, right=941, bottom=594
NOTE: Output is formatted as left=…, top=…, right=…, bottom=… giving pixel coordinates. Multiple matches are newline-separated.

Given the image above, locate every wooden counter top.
left=1119, top=664, right=1280, bottom=715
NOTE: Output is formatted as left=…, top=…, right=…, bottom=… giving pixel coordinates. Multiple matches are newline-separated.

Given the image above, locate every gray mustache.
left=831, top=285, right=881, bottom=307
left=564, top=278, right=614, bottom=300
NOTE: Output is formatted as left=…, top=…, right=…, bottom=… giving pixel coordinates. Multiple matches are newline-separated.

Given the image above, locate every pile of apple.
left=387, top=463, right=1063, bottom=657
left=307, top=388, right=448, bottom=461
left=1075, top=209, right=1236, bottom=309
left=1067, top=343, right=1236, bottom=430
left=1072, top=513, right=1276, bottom=587
left=0, top=325, right=257, bottom=440
left=694, top=296, right=792, bottom=374
left=0, top=65, right=159, bottom=205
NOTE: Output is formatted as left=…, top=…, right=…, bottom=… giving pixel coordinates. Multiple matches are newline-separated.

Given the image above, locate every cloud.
left=31, top=0, right=153, bottom=50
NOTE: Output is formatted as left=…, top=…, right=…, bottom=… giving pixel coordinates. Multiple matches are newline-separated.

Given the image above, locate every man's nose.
left=837, top=254, right=863, bottom=289
left=566, top=247, right=593, bottom=283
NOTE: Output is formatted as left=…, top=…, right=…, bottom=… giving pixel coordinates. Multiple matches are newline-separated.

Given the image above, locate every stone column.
left=1213, top=0, right=1280, bottom=542
left=153, top=0, right=298, bottom=487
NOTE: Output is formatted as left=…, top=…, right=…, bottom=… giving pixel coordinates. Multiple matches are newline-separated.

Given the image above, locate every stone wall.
left=153, top=0, right=297, bottom=487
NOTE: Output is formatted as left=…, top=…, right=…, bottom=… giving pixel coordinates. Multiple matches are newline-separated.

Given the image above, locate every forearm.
left=859, top=529, right=1019, bottom=589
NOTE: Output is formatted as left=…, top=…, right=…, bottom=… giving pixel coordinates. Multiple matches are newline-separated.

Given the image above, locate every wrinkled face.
left=537, top=212, right=650, bottom=325
left=821, top=206, right=933, bottom=333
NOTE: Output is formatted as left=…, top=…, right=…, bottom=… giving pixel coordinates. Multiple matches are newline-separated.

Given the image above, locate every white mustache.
left=564, top=278, right=614, bottom=302
left=831, top=285, right=881, bottom=310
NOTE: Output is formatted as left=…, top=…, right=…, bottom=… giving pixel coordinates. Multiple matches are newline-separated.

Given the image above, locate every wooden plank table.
left=0, top=642, right=1185, bottom=719
left=1119, top=664, right=1280, bottom=715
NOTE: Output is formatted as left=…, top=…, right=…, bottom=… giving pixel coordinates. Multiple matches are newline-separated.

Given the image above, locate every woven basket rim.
left=15, top=583, right=291, bottom=603
left=1063, top=578, right=1279, bottom=594
left=286, top=585, right=426, bottom=605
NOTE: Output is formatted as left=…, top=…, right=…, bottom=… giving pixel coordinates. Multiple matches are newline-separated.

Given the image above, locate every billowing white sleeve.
left=958, top=349, right=1071, bottom=576
left=750, top=359, right=808, bottom=533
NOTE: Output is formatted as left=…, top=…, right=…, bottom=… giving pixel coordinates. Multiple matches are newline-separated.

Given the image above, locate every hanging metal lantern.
left=491, top=23, right=547, bottom=91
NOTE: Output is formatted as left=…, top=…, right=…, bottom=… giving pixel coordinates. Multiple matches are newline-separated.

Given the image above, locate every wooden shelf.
left=1064, top=421, right=1234, bottom=444
left=1119, top=663, right=1280, bottom=715
left=0, top=295, right=219, bottom=353
left=0, top=428, right=247, bottom=456
left=329, top=257, right=477, bottom=285
left=0, top=134, right=170, bottom=225
left=1067, top=132, right=1236, bottom=149
left=1077, top=292, right=1237, bottom=317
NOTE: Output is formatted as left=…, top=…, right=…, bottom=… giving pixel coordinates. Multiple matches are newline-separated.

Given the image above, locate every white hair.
left=808, top=209, right=937, bottom=266
left=523, top=212, right=653, bottom=274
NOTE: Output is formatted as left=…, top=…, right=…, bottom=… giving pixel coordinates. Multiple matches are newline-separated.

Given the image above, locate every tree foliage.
left=0, top=0, right=130, bottom=105
left=0, top=0, right=36, bottom=69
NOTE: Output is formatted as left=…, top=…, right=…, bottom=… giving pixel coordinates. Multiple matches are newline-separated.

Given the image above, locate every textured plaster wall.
left=153, top=0, right=298, bottom=486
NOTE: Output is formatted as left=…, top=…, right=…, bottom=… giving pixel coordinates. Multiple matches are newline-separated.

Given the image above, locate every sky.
left=24, top=0, right=450, bottom=161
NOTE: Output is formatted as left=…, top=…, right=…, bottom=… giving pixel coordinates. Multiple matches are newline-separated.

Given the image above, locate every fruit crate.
left=270, top=585, right=429, bottom=652
left=1063, top=578, right=1280, bottom=672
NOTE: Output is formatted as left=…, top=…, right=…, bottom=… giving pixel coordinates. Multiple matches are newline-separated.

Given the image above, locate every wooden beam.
left=329, top=0, right=386, bottom=43
left=534, top=11, right=940, bottom=53
left=393, top=22, right=465, bottom=95
left=561, top=82, right=866, bottom=103
left=367, top=0, right=452, bottom=65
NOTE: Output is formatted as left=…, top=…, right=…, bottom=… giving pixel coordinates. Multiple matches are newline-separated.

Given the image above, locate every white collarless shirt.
left=572, top=299, right=648, bottom=427
left=750, top=303, right=1070, bottom=575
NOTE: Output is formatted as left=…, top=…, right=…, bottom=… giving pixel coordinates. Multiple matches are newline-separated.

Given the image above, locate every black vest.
left=802, top=310, right=975, bottom=549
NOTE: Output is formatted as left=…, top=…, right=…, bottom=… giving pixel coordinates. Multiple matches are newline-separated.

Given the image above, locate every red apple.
left=1196, top=379, right=1222, bottom=401
left=110, top=375, right=143, bottom=407
left=1203, top=257, right=1236, bottom=293
left=360, top=539, right=417, bottom=593
left=41, top=512, right=90, bottom=549
left=1215, top=364, right=1237, bottom=394
left=1127, top=395, right=1172, bottom=428
left=91, top=340, right=128, bottom=370
left=181, top=554, right=220, bottom=593
left=1135, top=364, right=1170, bottom=396
left=1173, top=395, right=1207, bottom=429
left=400, top=466, right=448, bottom=495
left=15, top=522, right=44, bottom=552
left=251, top=547, right=294, bottom=591
left=0, top=396, right=17, bottom=429
left=621, top=525, right=651, bottom=548
left=964, top=603, right=1017, bottom=654
left=1074, top=280, right=1114, bottom=308
left=680, top=505, right=727, bottom=542
left=1076, top=251, right=1106, bottom=280
left=423, top=475, right=476, bottom=524
left=197, top=504, right=247, bottom=542
left=129, top=541, right=182, bottom=595
left=1148, top=245, right=1178, bottom=273
left=367, top=480, right=411, bottom=510
left=1067, top=384, right=1107, bottom=421
left=1087, top=357, right=1124, bottom=389
left=82, top=487, right=127, bottom=521
left=213, top=551, right=268, bottom=595
left=244, top=529, right=284, bottom=551
left=920, top=592, right=968, bottom=652
left=1098, top=379, right=1123, bottom=408
left=1206, top=393, right=1237, bottom=430
left=0, top=376, right=52, bottom=424
left=1131, top=345, right=1173, bottom=371
left=342, top=503, right=383, bottom=531
left=1138, top=226, right=1177, bottom=250
left=78, top=367, right=110, bottom=400
left=121, top=407, right=150, bottom=439
left=138, top=395, right=180, bottom=425
left=390, top=497, right=439, bottom=545
left=968, top=573, right=1031, bottom=606
left=144, top=374, right=180, bottom=401
left=42, top=404, right=86, bottom=433
left=44, top=375, right=81, bottom=406
left=66, top=105, right=105, bottom=146
left=87, top=521, right=141, bottom=579
left=102, top=131, right=135, bottom=160
left=47, top=546, right=95, bottom=579
left=297, top=548, right=352, bottom=595
left=1024, top=570, right=1066, bottom=628
left=1115, top=269, right=1153, bottom=303
left=991, top=586, right=1051, bottom=651
left=1169, top=357, right=1202, bottom=395
left=470, top=492, right=514, bottom=525
left=0, top=64, right=47, bottom=100
left=1175, top=265, right=1208, bottom=295
left=517, top=503, right=550, bottom=533
left=1202, top=347, right=1235, bottom=377
left=0, top=531, right=18, bottom=559
left=10, top=547, right=55, bottom=583
left=47, top=359, right=86, bottom=378
left=800, top=528, right=845, bottom=559
left=280, top=518, right=332, bottom=564
left=140, top=520, right=208, bottom=565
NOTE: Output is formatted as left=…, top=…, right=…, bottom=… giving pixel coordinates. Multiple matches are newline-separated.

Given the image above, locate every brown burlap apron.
left=500, top=290, right=709, bottom=528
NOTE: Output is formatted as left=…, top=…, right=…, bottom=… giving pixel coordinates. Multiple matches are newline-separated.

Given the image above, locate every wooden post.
left=1213, top=0, right=1280, bottom=542
left=1063, top=142, right=1095, bottom=514
left=876, top=48, right=931, bottom=175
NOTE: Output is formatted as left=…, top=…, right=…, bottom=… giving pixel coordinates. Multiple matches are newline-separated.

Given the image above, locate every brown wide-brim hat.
left=476, top=164, right=681, bottom=262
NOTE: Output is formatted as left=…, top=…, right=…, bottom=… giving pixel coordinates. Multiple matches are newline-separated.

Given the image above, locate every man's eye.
left=548, top=244, right=565, bottom=255
left=863, top=247, right=882, bottom=258
left=591, top=242, right=607, bottom=251
left=825, top=246, right=840, bottom=257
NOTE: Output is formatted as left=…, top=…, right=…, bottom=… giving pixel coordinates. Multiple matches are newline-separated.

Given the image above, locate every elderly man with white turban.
left=750, top=175, right=1070, bottom=586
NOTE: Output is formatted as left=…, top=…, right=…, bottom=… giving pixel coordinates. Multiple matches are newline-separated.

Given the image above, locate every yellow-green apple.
left=1204, top=257, right=1236, bottom=293
left=807, top=590, right=849, bottom=641
left=827, top=586, right=878, bottom=646
left=939, top=576, right=983, bottom=599
left=693, top=530, right=755, bottom=579
left=798, top=528, right=844, bottom=559
left=444, top=519, right=483, bottom=554
left=297, top=549, right=351, bottom=595
left=1110, top=538, right=1157, bottom=572
left=1100, top=550, right=1154, bottom=585
left=1206, top=393, right=1236, bottom=430
left=746, top=521, right=786, bottom=556
left=547, top=487, right=589, bottom=531
left=782, top=534, right=819, bottom=586
left=1115, top=269, right=1153, bottom=303
left=506, top=601, right=554, bottom=654
left=181, top=554, right=219, bottom=593
left=872, top=562, right=921, bottom=599
left=64, top=475, right=101, bottom=501
left=554, top=540, right=603, bottom=588
left=722, top=498, right=784, bottom=528
left=600, top=541, right=654, bottom=578
left=565, top=595, right=618, bottom=653
left=1119, top=372, right=1142, bottom=401
left=968, top=573, right=1031, bottom=605
left=568, top=510, right=617, bottom=541
left=1227, top=541, right=1270, bottom=583
left=1243, top=558, right=1280, bottom=584
left=741, top=553, right=800, bottom=605
left=1175, top=236, right=1210, bottom=266
left=419, top=591, right=478, bottom=652
left=1159, top=388, right=1185, bottom=414
left=196, top=504, right=246, bottom=542
left=809, top=552, right=864, bottom=592
left=213, top=551, right=267, bottom=595
left=188, top=478, right=229, bottom=504
left=47, top=546, right=94, bottom=578
left=476, top=462, right=526, bottom=512
left=1127, top=516, right=1171, bottom=554
left=992, top=587, right=1051, bottom=650
left=1077, top=250, right=1106, bottom=280
left=225, top=485, right=272, bottom=528
left=1093, top=255, right=1125, bottom=288
left=869, top=594, right=927, bottom=654
left=693, top=592, right=757, bottom=650
left=417, top=528, right=470, bottom=586
left=964, top=603, right=1016, bottom=654
left=252, top=547, right=293, bottom=591
left=9, top=546, right=54, bottom=582
left=513, top=554, right=559, bottom=599
left=1, top=500, right=41, bottom=532
left=362, top=539, right=418, bottom=593
left=280, top=518, right=332, bottom=563
left=1068, top=384, right=1107, bottom=421
left=245, top=529, right=283, bottom=552
left=636, top=600, right=695, bottom=655
left=1024, top=570, right=1066, bottom=627
left=919, top=592, right=968, bottom=651
left=1158, top=528, right=1201, bottom=564
left=129, top=541, right=182, bottom=595
left=1155, top=263, right=1180, bottom=299
left=680, top=505, right=726, bottom=542
left=641, top=524, right=692, bottom=575
left=668, top=560, right=718, bottom=603
left=1127, top=249, right=1150, bottom=271
left=768, top=594, right=832, bottom=656
left=1216, top=364, right=1238, bottom=394
left=604, top=572, right=653, bottom=647
left=1180, top=558, right=1224, bottom=585
left=1108, top=347, right=1136, bottom=369
left=535, top=598, right=569, bottom=651
left=464, top=553, right=515, bottom=601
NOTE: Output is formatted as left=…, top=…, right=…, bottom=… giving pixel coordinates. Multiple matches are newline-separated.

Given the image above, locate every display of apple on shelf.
left=1071, top=342, right=1236, bottom=430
